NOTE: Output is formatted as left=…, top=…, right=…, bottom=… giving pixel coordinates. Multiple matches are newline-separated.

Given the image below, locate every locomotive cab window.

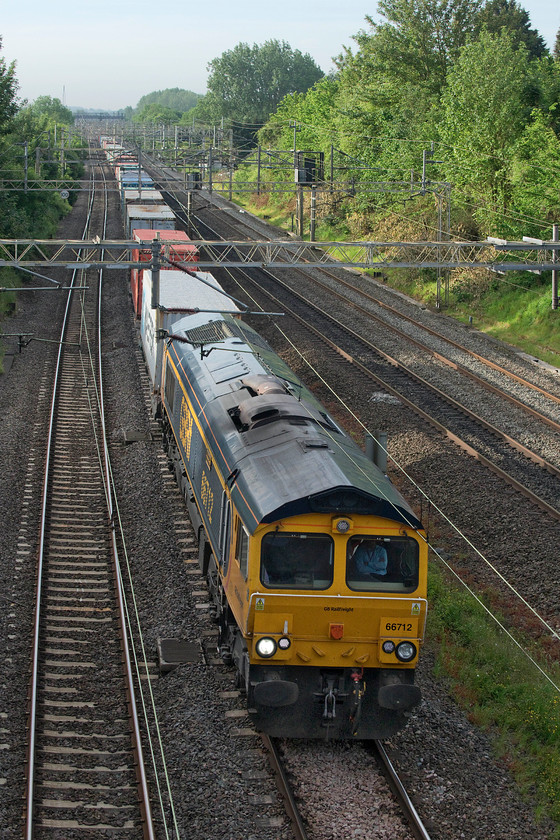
left=261, top=533, right=333, bottom=590
left=346, top=536, right=419, bottom=593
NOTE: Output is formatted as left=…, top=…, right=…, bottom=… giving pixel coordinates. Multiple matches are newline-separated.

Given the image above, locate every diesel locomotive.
left=152, top=290, right=428, bottom=739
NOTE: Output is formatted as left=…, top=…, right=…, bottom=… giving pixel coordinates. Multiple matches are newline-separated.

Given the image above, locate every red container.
left=130, top=229, right=199, bottom=318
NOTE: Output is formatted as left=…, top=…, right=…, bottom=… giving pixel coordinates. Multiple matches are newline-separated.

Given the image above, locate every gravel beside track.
left=100, top=270, right=557, bottom=840
left=0, top=175, right=557, bottom=839
left=291, top=266, right=560, bottom=464
left=0, top=167, right=290, bottom=839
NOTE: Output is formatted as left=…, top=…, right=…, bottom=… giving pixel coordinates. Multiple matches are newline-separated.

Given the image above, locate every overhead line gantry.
left=0, top=237, right=559, bottom=273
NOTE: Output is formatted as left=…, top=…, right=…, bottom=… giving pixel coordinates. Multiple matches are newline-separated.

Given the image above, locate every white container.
left=124, top=189, right=164, bottom=205
left=126, top=204, right=175, bottom=237
left=140, top=270, right=237, bottom=389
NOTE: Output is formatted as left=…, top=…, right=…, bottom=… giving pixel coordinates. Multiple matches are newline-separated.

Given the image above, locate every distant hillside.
left=70, top=107, right=124, bottom=115
left=135, top=88, right=201, bottom=113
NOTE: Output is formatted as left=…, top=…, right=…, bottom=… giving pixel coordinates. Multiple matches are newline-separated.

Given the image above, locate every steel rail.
left=261, top=736, right=309, bottom=840
left=258, top=265, right=560, bottom=474
left=24, top=170, right=97, bottom=840
left=298, top=268, right=560, bottom=427
left=240, top=265, right=560, bottom=521
left=179, top=181, right=560, bottom=409
left=261, top=734, right=432, bottom=840
left=95, top=162, right=155, bottom=839
left=374, top=741, right=433, bottom=840
left=184, top=192, right=560, bottom=488
left=25, top=159, right=155, bottom=839
left=148, top=172, right=560, bottom=430
left=323, top=268, right=560, bottom=406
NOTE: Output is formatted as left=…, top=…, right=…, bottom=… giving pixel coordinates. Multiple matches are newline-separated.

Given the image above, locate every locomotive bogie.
left=247, top=665, right=420, bottom=739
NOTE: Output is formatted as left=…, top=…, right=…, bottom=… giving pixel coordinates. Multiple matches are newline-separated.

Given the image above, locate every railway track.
left=145, top=184, right=560, bottom=522
left=136, top=159, right=443, bottom=839
left=372, top=740, right=433, bottom=840
left=25, top=160, right=154, bottom=838
left=261, top=736, right=309, bottom=840
left=161, top=174, right=560, bottom=447
left=188, top=193, right=560, bottom=427
left=262, top=734, right=434, bottom=840
left=290, top=263, right=560, bottom=429
left=2, top=139, right=548, bottom=840
left=220, top=261, right=560, bottom=518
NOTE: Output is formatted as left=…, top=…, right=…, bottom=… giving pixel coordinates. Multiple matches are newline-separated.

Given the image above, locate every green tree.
left=524, top=56, right=560, bottom=134
left=0, top=111, right=76, bottom=238
left=135, top=88, right=200, bottom=114
left=439, top=29, right=531, bottom=214
left=554, top=27, right=560, bottom=62
left=474, top=0, right=547, bottom=58
left=344, top=0, right=482, bottom=97
left=195, top=40, right=323, bottom=131
left=509, top=108, right=560, bottom=234
left=18, top=95, right=84, bottom=185
left=0, top=39, right=28, bottom=238
left=328, top=0, right=481, bottom=194
left=0, top=36, right=18, bottom=132
left=28, top=95, right=74, bottom=125
left=133, top=103, right=181, bottom=124
left=258, top=75, right=339, bottom=150
left=0, top=40, right=83, bottom=243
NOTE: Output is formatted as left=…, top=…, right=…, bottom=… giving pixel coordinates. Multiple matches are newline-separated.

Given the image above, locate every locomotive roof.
left=166, top=312, right=422, bottom=535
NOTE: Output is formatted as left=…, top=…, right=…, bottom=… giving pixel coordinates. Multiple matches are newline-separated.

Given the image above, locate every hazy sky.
left=2, top=0, right=558, bottom=111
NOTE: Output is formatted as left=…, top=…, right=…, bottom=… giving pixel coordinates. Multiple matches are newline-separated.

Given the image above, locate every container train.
left=101, top=138, right=175, bottom=236
left=102, top=139, right=428, bottom=739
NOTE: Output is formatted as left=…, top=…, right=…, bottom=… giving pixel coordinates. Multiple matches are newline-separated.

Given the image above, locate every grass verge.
left=428, top=563, right=560, bottom=832
left=378, top=269, right=560, bottom=368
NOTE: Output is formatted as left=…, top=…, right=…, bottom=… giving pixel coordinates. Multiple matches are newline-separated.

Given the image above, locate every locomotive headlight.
left=255, top=637, right=277, bottom=658
left=396, top=641, right=417, bottom=662
left=382, top=640, right=396, bottom=654
left=333, top=517, right=353, bottom=534
left=278, top=637, right=291, bottom=650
